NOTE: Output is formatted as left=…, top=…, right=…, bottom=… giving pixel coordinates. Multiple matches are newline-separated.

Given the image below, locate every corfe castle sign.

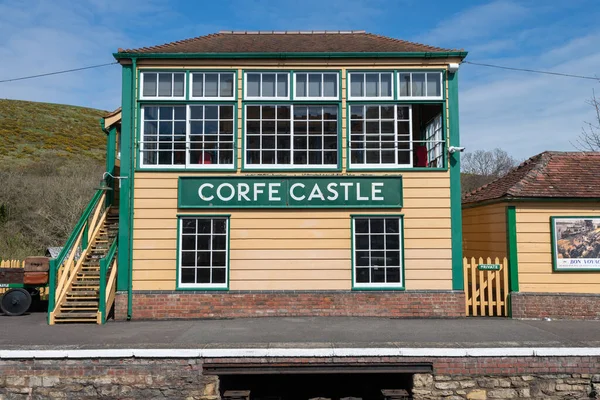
left=178, top=176, right=403, bottom=208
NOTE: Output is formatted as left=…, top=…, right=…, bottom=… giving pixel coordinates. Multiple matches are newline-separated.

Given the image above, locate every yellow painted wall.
left=132, top=171, right=451, bottom=291
left=516, top=202, right=600, bottom=293
left=462, top=203, right=507, bottom=259
left=130, top=59, right=454, bottom=291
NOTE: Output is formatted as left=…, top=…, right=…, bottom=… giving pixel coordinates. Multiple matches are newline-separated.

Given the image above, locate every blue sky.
left=1, top=0, right=599, bottom=159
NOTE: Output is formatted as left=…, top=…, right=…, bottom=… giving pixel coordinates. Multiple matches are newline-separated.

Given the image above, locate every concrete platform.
left=2, top=312, right=600, bottom=350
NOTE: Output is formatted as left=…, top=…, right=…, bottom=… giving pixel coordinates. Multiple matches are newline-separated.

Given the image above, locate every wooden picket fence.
left=463, top=257, right=509, bottom=317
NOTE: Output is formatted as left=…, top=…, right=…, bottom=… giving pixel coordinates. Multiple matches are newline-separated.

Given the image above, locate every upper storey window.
left=348, top=72, right=394, bottom=100
left=190, top=72, right=235, bottom=100
left=398, top=72, right=442, bottom=99
left=245, top=72, right=289, bottom=100
left=141, top=72, right=186, bottom=99
left=294, top=72, right=339, bottom=100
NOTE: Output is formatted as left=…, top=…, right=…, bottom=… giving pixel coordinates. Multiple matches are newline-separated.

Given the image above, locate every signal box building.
left=48, top=31, right=468, bottom=323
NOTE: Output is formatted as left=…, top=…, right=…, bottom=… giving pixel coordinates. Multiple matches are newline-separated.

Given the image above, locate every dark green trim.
left=115, top=51, right=468, bottom=60
left=448, top=71, right=463, bottom=290
left=550, top=216, right=600, bottom=272
left=506, top=205, right=519, bottom=292
left=105, top=126, right=117, bottom=205
left=350, top=214, right=405, bottom=291
left=127, top=58, right=138, bottom=320
left=463, top=197, right=600, bottom=209
left=175, top=214, right=231, bottom=291
left=138, top=99, right=238, bottom=104
left=99, top=239, right=118, bottom=324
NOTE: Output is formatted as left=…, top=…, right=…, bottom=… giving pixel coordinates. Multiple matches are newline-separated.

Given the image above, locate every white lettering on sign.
left=308, top=184, right=325, bottom=201
left=217, top=183, right=235, bottom=201
left=253, top=183, right=265, bottom=201
left=290, top=183, right=305, bottom=201
left=195, top=181, right=389, bottom=204
left=269, top=183, right=281, bottom=201
left=326, top=183, right=338, bottom=200
left=198, top=183, right=214, bottom=201
left=372, top=182, right=384, bottom=201
left=238, top=183, right=250, bottom=201
left=340, top=182, right=352, bottom=201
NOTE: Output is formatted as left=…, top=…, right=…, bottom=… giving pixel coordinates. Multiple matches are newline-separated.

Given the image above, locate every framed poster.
left=551, top=216, right=600, bottom=271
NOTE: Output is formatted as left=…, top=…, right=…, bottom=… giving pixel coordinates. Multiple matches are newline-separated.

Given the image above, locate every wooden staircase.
left=53, top=209, right=119, bottom=323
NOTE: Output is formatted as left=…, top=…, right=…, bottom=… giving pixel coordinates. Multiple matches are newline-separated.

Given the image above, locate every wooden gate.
left=463, top=257, right=509, bottom=317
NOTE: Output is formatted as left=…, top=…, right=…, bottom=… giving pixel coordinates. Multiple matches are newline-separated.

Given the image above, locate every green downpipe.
left=127, top=57, right=137, bottom=320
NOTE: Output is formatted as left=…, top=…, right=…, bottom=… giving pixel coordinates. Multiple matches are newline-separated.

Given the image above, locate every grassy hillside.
left=0, top=99, right=107, bottom=163
left=0, top=99, right=108, bottom=259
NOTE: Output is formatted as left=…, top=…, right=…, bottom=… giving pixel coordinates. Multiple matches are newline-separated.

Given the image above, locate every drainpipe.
left=127, top=57, right=137, bottom=320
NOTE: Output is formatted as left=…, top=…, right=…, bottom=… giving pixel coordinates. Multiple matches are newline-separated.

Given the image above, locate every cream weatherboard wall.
left=516, top=202, right=600, bottom=293
left=132, top=172, right=451, bottom=291
left=130, top=59, right=455, bottom=291
left=462, top=203, right=507, bottom=259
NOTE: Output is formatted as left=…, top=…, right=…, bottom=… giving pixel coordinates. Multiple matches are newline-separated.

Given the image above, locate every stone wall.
left=113, top=290, right=465, bottom=320
left=512, top=292, right=600, bottom=320
left=1, top=355, right=599, bottom=399
left=413, top=373, right=600, bottom=399
left=0, top=358, right=218, bottom=399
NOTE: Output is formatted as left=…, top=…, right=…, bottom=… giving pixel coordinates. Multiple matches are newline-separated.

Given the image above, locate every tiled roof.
left=118, top=31, right=462, bottom=54
left=462, top=151, right=600, bottom=204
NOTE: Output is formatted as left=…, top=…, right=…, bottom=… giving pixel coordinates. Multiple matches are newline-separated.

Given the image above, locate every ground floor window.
left=352, top=216, right=403, bottom=288
left=179, top=216, right=229, bottom=289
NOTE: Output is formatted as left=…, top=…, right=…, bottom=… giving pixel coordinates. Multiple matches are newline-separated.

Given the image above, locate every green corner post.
left=448, top=70, right=464, bottom=290
left=117, top=61, right=133, bottom=305
left=506, top=205, right=519, bottom=292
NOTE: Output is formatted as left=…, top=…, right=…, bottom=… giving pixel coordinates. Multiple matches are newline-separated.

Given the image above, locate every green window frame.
left=177, top=215, right=230, bottom=290
left=351, top=214, right=405, bottom=290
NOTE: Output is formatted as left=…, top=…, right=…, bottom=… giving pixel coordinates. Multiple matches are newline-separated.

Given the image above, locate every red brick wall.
left=113, top=290, right=465, bottom=320
left=512, top=292, right=600, bottom=320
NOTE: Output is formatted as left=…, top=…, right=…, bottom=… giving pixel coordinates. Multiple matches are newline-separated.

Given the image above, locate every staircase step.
left=67, top=291, right=98, bottom=296
left=60, top=307, right=98, bottom=312
left=54, top=319, right=97, bottom=323
left=63, top=301, right=99, bottom=306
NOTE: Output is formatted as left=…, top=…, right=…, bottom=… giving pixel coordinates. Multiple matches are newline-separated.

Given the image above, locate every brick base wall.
left=113, top=290, right=465, bottom=320
left=512, top=292, right=600, bottom=320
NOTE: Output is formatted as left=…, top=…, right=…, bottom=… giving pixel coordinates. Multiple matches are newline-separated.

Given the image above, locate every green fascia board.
left=448, top=71, right=463, bottom=291
left=114, top=51, right=468, bottom=60
left=506, top=205, right=519, bottom=292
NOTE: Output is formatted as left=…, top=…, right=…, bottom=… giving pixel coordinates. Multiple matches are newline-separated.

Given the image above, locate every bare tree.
left=573, top=90, right=600, bottom=151
left=461, top=148, right=518, bottom=194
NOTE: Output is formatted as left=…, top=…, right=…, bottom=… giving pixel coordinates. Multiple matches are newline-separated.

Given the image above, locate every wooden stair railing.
left=48, top=190, right=118, bottom=325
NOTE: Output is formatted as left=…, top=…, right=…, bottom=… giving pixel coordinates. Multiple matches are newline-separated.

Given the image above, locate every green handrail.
left=98, top=238, right=118, bottom=324
left=47, top=189, right=105, bottom=322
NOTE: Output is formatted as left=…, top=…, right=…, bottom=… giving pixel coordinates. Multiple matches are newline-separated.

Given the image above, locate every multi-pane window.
left=348, top=72, right=393, bottom=100
left=141, top=72, right=185, bottom=99
left=425, top=114, right=444, bottom=168
left=353, top=216, right=403, bottom=288
left=294, top=72, right=338, bottom=99
left=190, top=72, right=235, bottom=99
left=245, top=105, right=338, bottom=167
left=141, top=106, right=186, bottom=166
left=245, top=72, right=289, bottom=99
left=140, top=105, right=235, bottom=168
left=179, top=217, right=228, bottom=289
left=349, top=105, right=411, bottom=168
left=398, top=72, right=442, bottom=99
left=189, top=105, right=235, bottom=166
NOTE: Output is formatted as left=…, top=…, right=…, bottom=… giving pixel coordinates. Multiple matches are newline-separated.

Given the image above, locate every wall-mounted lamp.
left=448, top=63, right=460, bottom=73
left=448, top=146, right=466, bottom=154
left=95, top=171, right=128, bottom=191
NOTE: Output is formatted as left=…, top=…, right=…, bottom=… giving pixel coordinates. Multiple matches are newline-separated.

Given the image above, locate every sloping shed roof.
left=117, top=31, right=463, bottom=54
left=462, top=151, right=600, bottom=205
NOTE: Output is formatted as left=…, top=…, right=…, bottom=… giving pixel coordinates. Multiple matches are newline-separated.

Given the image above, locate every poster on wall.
left=551, top=216, right=600, bottom=271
